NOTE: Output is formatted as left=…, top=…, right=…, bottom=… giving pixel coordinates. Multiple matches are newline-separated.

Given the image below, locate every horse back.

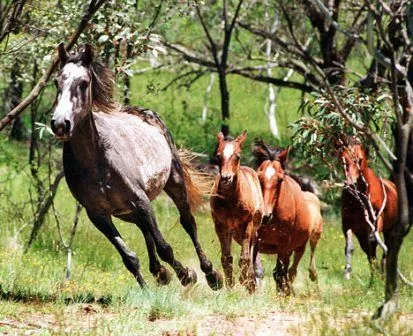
left=302, top=191, right=323, bottom=240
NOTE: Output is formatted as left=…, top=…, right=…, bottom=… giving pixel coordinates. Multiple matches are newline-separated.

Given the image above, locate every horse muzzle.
left=262, top=213, right=273, bottom=225
left=51, top=119, right=72, bottom=141
left=220, top=174, right=234, bottom=185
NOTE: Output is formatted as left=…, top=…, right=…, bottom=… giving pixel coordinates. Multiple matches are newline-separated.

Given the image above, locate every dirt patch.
left=153, top=311, right=305, bottom=336
left=0, top=304, right=113, bottom=335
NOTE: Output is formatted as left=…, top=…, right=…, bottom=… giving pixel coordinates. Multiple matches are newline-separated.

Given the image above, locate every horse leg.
left=382, top=230, right=391, bottom=273
left=357, top=233, right=378, bottom=283
left=343, top=228, right=354, bottom=280
left=141, top=228, right=171, bottom=285
left=239, top=221, right=256, bottom=293
left=131, top=193, right=197, bottom=287
left=86, top=211, right=146, bottom=287
left=274, top=254, right=291, bottom=295
left=308, top=235, right=319, bottom=282
left=288, top=243, right=306, bottom=283
left=253, top=249, right=264, bottom=284
left=215, top=224, right=234, bottom=288
left=164, top=166, right=222, bottom=290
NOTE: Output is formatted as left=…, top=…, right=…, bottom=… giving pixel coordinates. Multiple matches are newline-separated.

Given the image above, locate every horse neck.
left=357, top=165, right=382, bottom=197
left=67, top=112, right=101, bottom=166
left=218, top=167, right=241, bottom=199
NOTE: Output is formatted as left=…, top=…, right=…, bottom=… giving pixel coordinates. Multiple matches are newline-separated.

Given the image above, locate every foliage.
left=292, top=87, right=393, bottom=178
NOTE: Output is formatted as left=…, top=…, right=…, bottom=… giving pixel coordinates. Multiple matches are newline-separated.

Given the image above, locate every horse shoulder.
left=381, top=178, right=398, bottom=230
left=239, top=166, right=264, bottom=212
left=275, top=178, right=298, bottom=223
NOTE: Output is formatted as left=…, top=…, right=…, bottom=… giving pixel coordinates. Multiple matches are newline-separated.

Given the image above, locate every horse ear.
left=278, top=147, right=290, bottom=162
left=217, top=131, right=225, bottom=143
left=82, top=44, right=94, bottom=66
left=364, top=145, right=370, bottom=158
left=237, top=130, right=247, bottom=146
left=251, top=139, right=266, bottom=157
left=57, top=42, right=69, bottom=64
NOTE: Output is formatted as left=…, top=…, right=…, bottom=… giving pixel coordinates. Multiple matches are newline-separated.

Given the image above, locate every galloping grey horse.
left=51, top=43, right=222, bottom=290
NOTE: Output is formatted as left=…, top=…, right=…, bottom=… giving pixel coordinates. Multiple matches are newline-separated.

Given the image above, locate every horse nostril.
left=64, top=120, right=71, bottom=133
left=50, top=120, right=57, bottom=133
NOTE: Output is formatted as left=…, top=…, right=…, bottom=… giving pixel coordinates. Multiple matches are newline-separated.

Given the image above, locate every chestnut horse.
left=339, top=136, right=398, bottom=279
left=253, top=141, right=323, bottom=294
left=210, top=131, right=264, bottom=292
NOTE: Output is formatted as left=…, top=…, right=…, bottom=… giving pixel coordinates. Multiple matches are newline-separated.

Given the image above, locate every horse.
left=50, top=43, right=222, bottom=290
left=210, top=131, right=264, bottom=293
left=252, top=140, right=323, bottom=294
left=338, top=136, right=398, bottom=279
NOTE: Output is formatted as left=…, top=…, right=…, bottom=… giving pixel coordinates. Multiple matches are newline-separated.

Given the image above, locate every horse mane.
left=341, top=135, right=361, bottom=147
left=89, top=61, right=117, bottom=113
left=64, top=45, right=117, bottom=114
left=251, top=139, right=284, bottom=166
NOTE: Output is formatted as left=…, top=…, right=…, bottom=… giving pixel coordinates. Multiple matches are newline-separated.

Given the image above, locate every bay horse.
left=50, top=43, right=222, bottom=290
left=338, top=136, right=398, bottom=279
left=210, top=131, right=264, bottom=293
left=253, top=140, right=323, bottom=294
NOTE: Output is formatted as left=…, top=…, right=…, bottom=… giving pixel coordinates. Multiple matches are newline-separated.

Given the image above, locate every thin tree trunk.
left=123, top=43, right=133, bottom=105
left=202, top=73, right=215, bottom=122
left=218, top=69, right=230, bottom=137
left=264, top=5, right=279, bottom=139
left=26, top=170, right=65, bottom=249
left=4, top=62, right=23, bottom=140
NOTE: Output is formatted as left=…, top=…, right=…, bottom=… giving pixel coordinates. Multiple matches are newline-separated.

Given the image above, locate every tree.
left=241, top=0, right=412, bottom=319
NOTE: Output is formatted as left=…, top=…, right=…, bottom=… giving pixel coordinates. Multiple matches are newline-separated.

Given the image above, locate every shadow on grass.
left=0, top=284, right=115, bottom=306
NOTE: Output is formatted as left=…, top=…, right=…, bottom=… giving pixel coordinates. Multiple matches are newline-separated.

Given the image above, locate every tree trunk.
left=4, top=62, right=24, bottom=140
left=123, top=43, right=133, bottom=105
left=218, top=69, right=230, bottom=137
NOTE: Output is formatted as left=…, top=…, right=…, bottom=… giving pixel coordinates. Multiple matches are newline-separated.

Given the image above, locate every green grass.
left=0, top=61, right=412, bottom=335
left=0, top=163, right=413, bottom=334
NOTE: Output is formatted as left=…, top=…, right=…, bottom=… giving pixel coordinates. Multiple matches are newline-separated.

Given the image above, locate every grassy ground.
left=0, top=173, right=412, bottom=335
left=1, top=64, right=412, bottom=335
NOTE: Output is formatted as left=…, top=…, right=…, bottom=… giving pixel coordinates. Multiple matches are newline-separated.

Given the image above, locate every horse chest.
left=63, top=145, right=135, bottom=214
left=211, top=197, right=251, bottom=230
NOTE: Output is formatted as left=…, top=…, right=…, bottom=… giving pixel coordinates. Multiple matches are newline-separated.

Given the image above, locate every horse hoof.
left=206, top=269, right=224, bottom=290
left=155, top=266, right=172, bottom=286
left=344, top=271, right=351, bottom=280
left=179, top=267, right=198, bottom=287
left=226, top=280, right=235, bottom=289
left=309, top=270, right=317, bottom=282
left=246, top=281, right=256, bottom=294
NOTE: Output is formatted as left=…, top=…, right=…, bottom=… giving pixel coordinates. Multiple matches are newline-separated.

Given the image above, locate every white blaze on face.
left=223, top=143, right=235, bottom=161
left=265, top=166, right=276, bottom=181
left=53, top=63, right=89, bottom=122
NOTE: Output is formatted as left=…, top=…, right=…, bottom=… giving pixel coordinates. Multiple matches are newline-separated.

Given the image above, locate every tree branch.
left=0, top=0, right=107, bottom=132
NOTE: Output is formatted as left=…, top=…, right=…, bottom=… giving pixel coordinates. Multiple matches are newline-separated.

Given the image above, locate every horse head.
left=253, top=140, right=289, bottom=220
left=337, top=136, right=368, bottom=186
left=51, top=43, right=95, bottom=141
left=215, top=131, right=247, bottom=186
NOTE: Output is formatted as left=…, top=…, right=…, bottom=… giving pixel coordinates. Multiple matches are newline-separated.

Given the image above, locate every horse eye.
left=79, top=80, right=89, bottom=90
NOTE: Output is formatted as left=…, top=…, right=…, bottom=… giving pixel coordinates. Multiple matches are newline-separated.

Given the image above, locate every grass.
left=0, top=169, right=413, bottom=335
left=0, top=60, right=412, bottom=335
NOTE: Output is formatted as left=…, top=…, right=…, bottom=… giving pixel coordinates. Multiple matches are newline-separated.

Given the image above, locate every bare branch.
left=0, top=0, right=108, bottom=132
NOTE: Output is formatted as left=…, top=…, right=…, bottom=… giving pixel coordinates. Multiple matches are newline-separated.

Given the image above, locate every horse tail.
left=177, top=148, right=213, bottom=212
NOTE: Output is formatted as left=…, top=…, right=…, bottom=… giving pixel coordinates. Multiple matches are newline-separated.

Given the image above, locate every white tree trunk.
left=264, top=6, right=280, bottom=139
left=202, top=72, right=215, bottom=122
